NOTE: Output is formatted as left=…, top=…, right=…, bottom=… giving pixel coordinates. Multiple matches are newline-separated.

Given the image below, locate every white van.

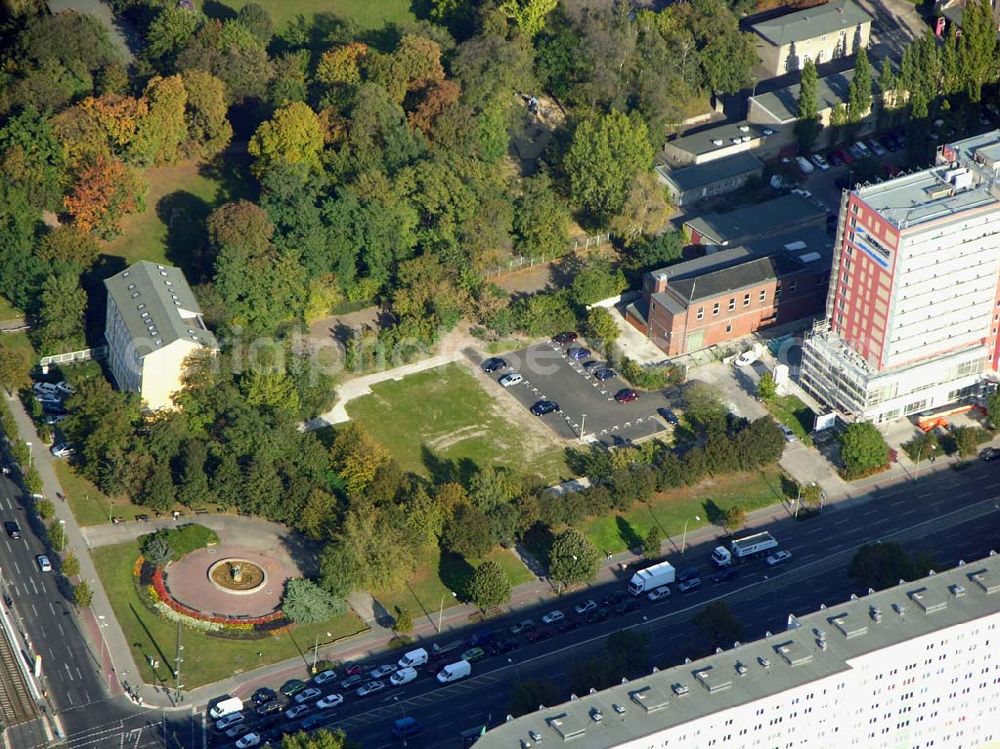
left=436, top=660, right=471, bottom=684
left=397, top=647, right=428, bottom=669
left=209, top=696, right=243, bottom=719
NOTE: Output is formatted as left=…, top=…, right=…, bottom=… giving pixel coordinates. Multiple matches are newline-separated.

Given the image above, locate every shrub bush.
left=618, top=357, right=685, bottom=390
left=902, top=431, right=940, bottom=462
left=140, top=524, right=219, bottom=562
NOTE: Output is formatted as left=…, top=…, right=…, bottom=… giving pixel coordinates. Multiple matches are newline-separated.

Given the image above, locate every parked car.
left=981, top=447, right=1000, bottom=461
left=481, top=357, right=508, bottom=373
left=488, top=638, right=518, bottom=655
left=525, top=629, right=552, bottom=643
left=553, top=332, right=578, bottom=344
left=44, top=414, right=67, bottom=426
left=848, top=142, right=867, bottom=160
left=301, top=715, right=328, bottom=731
left=734, top=350, right=757, bottom=367
left=540, top=610, right=565, bottom=625
left=614, top=599, right=640, bottom=615
left=791, top=188, right=812, bottom=199
left=585, top=607, right=610, bottom=624
left=294, top=687, right=322, bottom=704
left=460, top=647, right=486, bottom=662
left=315, top=693, right=344, bottom=710
left=583, top=360, right=604, bottom=371
left=712, top=567, right=739, bottom=584
left=343, top=663, right=363, bottom=676
left=50, top=443, right=74, bottom=458
left=867, top=138, right=887, bottom=156
left=284, top=704, right=310, bottom=720
left=779, top=424, right=797, bottom=443
left=593, top=368, right=617, bottom=381
left=614, top=388, right=639, bottom=404
left=826, top=150, right=844, bottom=167
left=312, top=669, right=337, bottom=685
left=766, top=550, right=793, bottom=566
left=510, top=619, right=535, bottom=635
left=656, top=407, right=680, bottom=425
left=4, top=521, right=21, bottom=539
left=251, top=688, right=276, bottom=707
left=215, top=712, right=245, bottom=731
left=339, top=674, right=363, bottom=690
left=574, top=599, right=597, bottom=615
left=280, top=679, right=308, bottom=697
left=530, top=400, right=560, bottom=416
left=369, top=664, right=397, bottom=680
left=36, top=555, right=52, bottom=573
left=601, top=591, right=628, bottom=607
left=795, top=155, right=815, bottom=175
left=810, top=153, right=829, bottom=170
left=835, top=148, right=854, bottom=165
left=557, top=620, right=579, bottom=633
left=647, top=585, right=671, bottom=602
left=567, top=347, right=591, bottom=361
left=236, top=733, right=261, bottom=748
left=499, top=373, right=523, bottom=387
left=677, top=577, right=702, bottom=594
left=356, top=680, right=385, bottom=698
left=391, top=667, right=418, bottom=686
left=256, top=701, right=282, bottom=717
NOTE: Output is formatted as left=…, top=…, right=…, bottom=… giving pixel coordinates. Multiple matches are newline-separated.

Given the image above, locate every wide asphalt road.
left=207, top=459, right=1000, bottom=749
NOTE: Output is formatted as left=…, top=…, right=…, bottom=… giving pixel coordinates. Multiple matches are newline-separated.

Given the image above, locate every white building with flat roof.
left=475, top=554, right=1000, bottom=749
left=104, top=261, right=217, bottom=411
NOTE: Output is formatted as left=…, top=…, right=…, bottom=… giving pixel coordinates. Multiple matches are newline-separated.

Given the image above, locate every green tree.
left=36, top=498, right=55, bottom=520
left=249, top=101, right=324, bottom=177
left=951, top=426, right=985, bottom=457
left=625, top=231, right=683, bottom=273
left=839, top=422, right=889, bottom=476
left=35, top=227, right=100, bottom=271
left=73, top=580, right=94, bottom=607
left=281, top=729, right=351, bottom=749
left=849, top=542, right=933, bottom=590
left=986, top=391, right=1000, bottom=430
left=0, top=340, right=30, bottom=394
left=722, top=505, right=747, bottom=533
left=757, top=372, right=777, bottom=402
left=48, top=521, right=67, bottom=552
left=132, top=75, right=188, bottom=167
left=957, top=0, right=997, bottom=101
left=24, top=468, right=42, bottom=495
left=693, top=601, right=742, bottom=648
left=236, top=3, right=273, bottom=44
left=139, top=463, right=176, bottom=512
left=795, top=60, right=821, bottom=150
left=282, top=578, right=345, bottom=624
left=548, top=529, right=600, bottom=587
left=571, top=259, right=627, bottom=306
left=393, top=606, right=413, bottom=634
left=176, top=439, right=210, bottom=507
left=586, top=306, right=620, bottom=352
left=498, top=0, right=558, bottom=37
left=611, top=172, right=671, bottom=246
left=847, top=47, right=873, bottom=123
left=642, top=525, right=662, bottom=558
left=62, top=552, right=81, bottom=578
left=142, top=532, right=174, bottom=566
left=509, top=677, right=561, bottom=717
left=145, top=5, right=200, bottom=64
left=36, top=270, right=87, bottom=355
left=879, top=58, right=899, bottom=111
left=181, top=70, right=233, bottom=159
left=564, top=111, right=654, bottom=220
left=467, top=560, right=512, bottom=612
left=513, top=173, right=570, bottom=258
left=442, top=504, right=494, bottom=559
left=683, top=381, right=728, bottom=432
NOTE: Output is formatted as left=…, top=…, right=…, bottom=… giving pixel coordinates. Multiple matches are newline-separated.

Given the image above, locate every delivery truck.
left=712, top=531, right=778, bottom=566
left=436, top=660, right=471, bottom=684
left=627, top=561, right=676, bottom=595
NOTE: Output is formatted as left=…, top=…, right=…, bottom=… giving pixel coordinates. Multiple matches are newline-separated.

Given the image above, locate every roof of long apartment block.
left=104, top=261, right=218, bottom=354
left=683, top=195, right=826, bottom=245
left=474, top=553, right=1000, bottom=749
left=750, top=0, right=873, bottom=46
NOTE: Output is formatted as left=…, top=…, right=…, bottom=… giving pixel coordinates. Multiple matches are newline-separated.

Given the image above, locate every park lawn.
left=766, top=394, right=816, bottom=445
left=197, top=0, right=414, bottom=31
left=583, top=466, right=786, bottom=555
left=346, top=364, right=569, bottom=484
left=92, top=541, right=366, bottom=689
left=0, top=295, right=21, bottom=320
left=103, top=161, right=223, bottom=269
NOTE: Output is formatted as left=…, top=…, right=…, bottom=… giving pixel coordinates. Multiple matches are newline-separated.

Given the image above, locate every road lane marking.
left=13, top=560, right=20, bottom=575
left=29, top=578, right=39, bottom=595
left=31, top=602, right=38, bottom=616
left=48, top=602, right=56, bottom=615
left=57, top=623, right=65, bottom=636
left=65, top=662, right=75, bottom=681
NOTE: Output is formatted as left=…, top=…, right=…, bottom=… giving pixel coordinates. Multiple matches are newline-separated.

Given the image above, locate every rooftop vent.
left=528, top=731, right=542, bottom=742
left=950, top=584, right=966, bottom=598
left=730, top=137, right=741, bottom=144
left=547, top=715, right=586, bottom=741
left=159, top=271, right=168, bottom=277
left=589, top=708, right=603, bottom=723
left=612, top=704, right=626, bottom=715
left=137, top=304, right=145, bottom=310
left=712, top=139, right=724, bottom=146
left=970, top=569, right=1000, bottom=595
left=892, top=602, right=906, bottom=618
left=157, top=265, right=165, bottom=270
left=735, top=661, right=748, bottom=676
left=758, top=656, right=771, bottom=670
left=629, top=686, right=670, bottom=713
left=909, top=588, right=947, bottom=614
left=830, top=614, right=868, bottom=639
left=694, top=666, right=733, bottom=694
left=127, top=284, right=136, bottom=290
left=869, top=606, right=882, bottom=623
left=670, top=683, right=689, bottom=696
left=131, top=292, right=140, bottom=299
left=122, top=271, right=130, bottom=277
left=739, top=125, right=750, bottom=133
left=164, top=280, right=172, bottom=286
left=776, top=641, right=813, bottom=667
left=741, top=135, right=751, bottom=143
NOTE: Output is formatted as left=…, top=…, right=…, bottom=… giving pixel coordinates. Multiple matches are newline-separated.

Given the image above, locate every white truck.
left=627, top=561, right=676, bottom=595
left=436, top=660, right=471, bottom=684
left=397, top=648, right=428, bottom=669
left=712, top=531, right=779, bottom=567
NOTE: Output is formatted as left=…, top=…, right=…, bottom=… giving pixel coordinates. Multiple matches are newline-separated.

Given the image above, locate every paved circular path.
left=164, top=544, right=297, bottom=618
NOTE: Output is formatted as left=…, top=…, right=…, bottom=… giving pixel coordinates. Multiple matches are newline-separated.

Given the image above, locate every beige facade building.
left=104, top=261, right=217, bottom=411
left=751, top=0, right=873, bottom=77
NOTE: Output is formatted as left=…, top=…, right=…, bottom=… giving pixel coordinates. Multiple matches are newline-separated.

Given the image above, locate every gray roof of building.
left=104, top=261, right=217, bottom=356
left=751, top=0, right=873, bottom=46
left=668, top=253, right=806, bottom=303
left=855, top=166, right=1000, bottom=229
left=684, top=195, right=826, bottom=244
left=751, top=68, right=878, bottom=124
left=649, top=247, right=755, bottom=284
left=658, top=153, right=764, bottom=192
left=664, top=122, right=771, bottom=159
left=475, top=553, right=1000, bottom=749
left=743, top=224, right=834, bottom=262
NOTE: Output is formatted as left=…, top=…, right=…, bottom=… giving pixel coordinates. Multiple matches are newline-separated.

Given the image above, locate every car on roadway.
left=553, top=332, right=578, bottom=344
left=647, top=585, right=671, bottom=602
left=525, top=629, right=552, bottom=643
left=481, top=357, right=508, bottom=373
left=284, top=704, right=310, bottom=720
left=488, top=638, right=518, bottom=655
left=251, top=687, right=276, bottom=706
left=499, top=373, right=523, bottom=387
left=50, top=443, right=74, bottom=458
left=657, top=408, right=679, bottom=425
left=593, top=368, right=617, bottom=381
left=585, top=607, right=610, bottom=624
left=779, top=424, right=797, bottom=443
left=460, top=647, right=486, bottom=662
left=236, top=733, right=261, bottom=748
left=36, top=555, right=52, bottom=573
left=614, top=599, right=640, bottom=615
left=301, top=715, right=328, bottom=730
left=339, top=674, right=363, bottom=690
left=712, top=567, right=739, bottom=584
left=734, top=350, right=758, bottom=367
left=256, top=701, right=282, bottom=717
left=510, top=619, right=535, bottom=635
left=315, top=693, right=344, bottom=710
left=810, top=153, right=830, bottom=171
left=4, top=521, right=21, bottom=539
left=557, top=620, right=579, bottom=633
left=540, top=610, right=565, bottom=625
left=369, top=664, right=397, bottom=680
left=530, top=400, right=559, bottom=416
left=312, top=669, right=337, bottom=685
left=280, top=679, right=308, bottom=697
left=795, top=155, right=814, bottom=175
left=356, top=680, right=385, bottom=698
left=766, top=550, right=793, bottom=566
left=390, top=667, right=418, bottom=686
left=567, top=347, right=591, bottom=361
left=215, top=712, right=245, bottom=731
left=677, top=577, right=702, bottom=594
left=980, top=447, right=1000, bottom=461
left=294, top=687, right=322, bottom=704
left=614, top=388, right=639, bottom=404
left=574, top=599, right=597, bottom=615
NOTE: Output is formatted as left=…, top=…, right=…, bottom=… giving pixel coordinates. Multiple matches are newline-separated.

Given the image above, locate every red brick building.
left=626, top=247, right=828, bottom=356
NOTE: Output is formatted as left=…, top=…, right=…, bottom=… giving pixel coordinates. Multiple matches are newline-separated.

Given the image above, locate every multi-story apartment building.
left=476, top=554, right=1000, bottom=749
left=800, top=131, right=1000, bottom=423
left=104, top=261, right=217, bottom=411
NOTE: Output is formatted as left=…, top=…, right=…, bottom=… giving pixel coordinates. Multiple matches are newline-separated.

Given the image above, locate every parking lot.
left=481, top=339, right=669, bottom=445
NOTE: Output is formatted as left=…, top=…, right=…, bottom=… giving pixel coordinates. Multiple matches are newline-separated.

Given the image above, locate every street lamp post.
left=681, top=515, right=701, bottom=554
left=25, top=442, right=32, bottom=469
left=579, top=414, right=587, bottom=443
left=58, top=520, right=66, bottom=551
left=311, top=631, right=332, bottom=673
left=917, top=442, right=938, bottom=478
left=437, top=591, right=457, bottom=633
left=507, top=657, right=522, bottom=684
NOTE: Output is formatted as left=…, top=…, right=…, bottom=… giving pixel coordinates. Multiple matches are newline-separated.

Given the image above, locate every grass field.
left=198, top=0, right=415, bottom=31
left=375, top=546, right=534, bottom=626
left=582, top=467, right=787, bottom=555
left=92, top=541, right=367, bottom=689
left=346, top=364, right=569, bottom=484
left=766, top=394, right=816, bottom=445
left=0, top=295, right=21, bottom=320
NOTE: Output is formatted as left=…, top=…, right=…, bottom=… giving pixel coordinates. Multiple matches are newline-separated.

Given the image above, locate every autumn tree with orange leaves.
left=63, top=155, right=145, bottom=238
